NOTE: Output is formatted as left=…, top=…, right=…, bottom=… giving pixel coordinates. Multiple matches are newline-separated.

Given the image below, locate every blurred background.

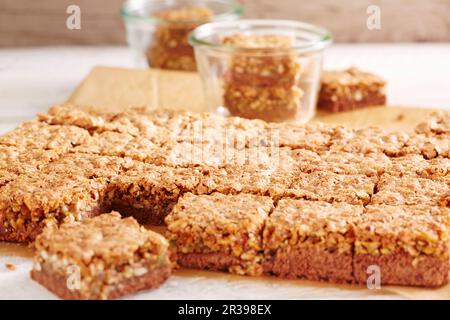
left=1, top=0, right=449, bottom=46
left=0, top=0, right=449, bottom=132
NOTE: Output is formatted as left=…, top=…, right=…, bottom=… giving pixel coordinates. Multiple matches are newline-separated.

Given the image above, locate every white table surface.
left=0, top=44, right=449, bottom=300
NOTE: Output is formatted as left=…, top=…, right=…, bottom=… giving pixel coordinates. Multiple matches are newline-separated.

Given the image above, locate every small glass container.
left=189, top=19, right=332, bottom=122
left=121, top=0, right=242, bottom=71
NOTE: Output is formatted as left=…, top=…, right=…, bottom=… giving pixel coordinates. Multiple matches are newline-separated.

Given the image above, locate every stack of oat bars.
left=222, top=34, right=303, bottom=122
left=0, top=103, right=449, bottom=299
left=147, top=6, right=213, bottom=71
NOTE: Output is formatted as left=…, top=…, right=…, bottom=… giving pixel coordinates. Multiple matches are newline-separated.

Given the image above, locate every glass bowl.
left=190, top=19, right=332, bottom=122
left=121, top=0, right=242, bottom=71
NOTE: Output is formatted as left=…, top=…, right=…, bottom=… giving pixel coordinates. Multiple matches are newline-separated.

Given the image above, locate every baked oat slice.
left=263, top=199, right=363, bottom=283
left=329, top=126, right=409, bottom=156
left=73, top=131, right=167, bottom=164
left=269, top=122, right=338, bottom=151
left=385, top=154, right=449, bottom=182
left=372, top=174, right=449, bottom=207
left=354, top=205, right=449, bottom=287
left=107, top=163, right=203, bottom=225
left=221, top=33, right=301, bottom=87
left=0, top=172, right=107, bottom=242
left=0, top=145, right=61, bottom=185
left=0, top=121, right=90, bottom=152
left=31, top=212, right=171, bottom=300
left=166, top=192, right=273, bottom=276
left=318, top=67, right=386, bottom=112
left=41, top=153, right=135, bottom=182
left=291, top=149, right=391, bottom=177
left=278, top=171, right=376, bottom=205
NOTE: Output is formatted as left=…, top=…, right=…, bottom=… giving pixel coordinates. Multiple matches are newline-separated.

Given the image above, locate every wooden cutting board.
left=68, top=66, right=443, bottom=132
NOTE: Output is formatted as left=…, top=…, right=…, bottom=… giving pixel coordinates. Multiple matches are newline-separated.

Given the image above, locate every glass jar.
left=121, top=0, right=242, bottom=71
left=190, top=19, right=332, bottom=122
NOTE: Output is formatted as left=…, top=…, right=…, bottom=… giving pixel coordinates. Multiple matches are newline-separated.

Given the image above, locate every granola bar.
left=221, top=33, right=303, bottom=122
left=166, top=192, right=273, bottom=276
left=0, top=172, right=107, bottom=242
left=402, top=133, right=449, bottom=159
left=329, top=126, right=409, bottom=156
left=146, top=6, right=213, bottom=71
left=31, top=212, right=171, bottom=299
left=385, top=154, right=449, bottom=182
left=354, top=205, right=449, bottom=287
left=371, top=174, right=449, bottom=207
left=107, top=163, right=204, bottom=225
left=278, top=171, right=376, bottom=205
left=263, top=199, right=363, bottom=283
left=318, top=67, right=386, bottom=112
left=0, top=121, right=90, bottom=152
left=291, top=149, right=391, bottom=177
left=0, top=145, right=61, bottom=186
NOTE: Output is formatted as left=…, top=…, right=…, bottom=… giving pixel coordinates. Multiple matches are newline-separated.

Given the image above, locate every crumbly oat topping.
left=355, top=205, right=449, bottom=259
left=283, top=171, right=376, bottom=205
left=329, top=126, right=409, bottom=156
left=372, top=174, right=449, bottom=206
left=0, top=121, right=90, bottom=151
left=415, top=111, right=450, bottom=136
left=264, top=199, right=363, bottom=252
left=155, top=6, right=213, bottom=22
left=321, top=67, right=386, bottom=89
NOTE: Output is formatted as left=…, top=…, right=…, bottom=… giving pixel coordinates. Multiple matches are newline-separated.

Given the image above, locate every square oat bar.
left=279, top=171, right=376, bottom=205
left=263, top=199, right=363, bottom=283
left=329, top=126, right=409, bottom=156
left=372, top=174, right=449, bottom=207
left=0, top=121, right=90, bottom=152
left=166, top=192, right=274, bottom=276
left=0, top=145, right=61, bottom=186
left=0, top=172, right=107, bottom=242
left=318, top=67, right=386, bottom=112
left=354, top=205, right=449, bottom=287
left=107, top=163, right=204, bottom=225
left=31, top=212, right=171, bottom=300
left=385, top=154, right=449, bottom=182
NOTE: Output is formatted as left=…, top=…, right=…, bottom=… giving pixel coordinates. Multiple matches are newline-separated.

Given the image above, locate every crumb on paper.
left=5, top=263, right=16, bottom=271
left=396, top=113, right=405, bottom=121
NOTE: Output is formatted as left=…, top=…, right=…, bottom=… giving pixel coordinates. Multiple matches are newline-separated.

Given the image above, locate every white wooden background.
left=1, top=0, right=450, bottom=46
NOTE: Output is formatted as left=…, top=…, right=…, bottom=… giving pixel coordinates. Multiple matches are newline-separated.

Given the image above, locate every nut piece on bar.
left=221, top=33, right=303, bottom=122
left=31, top=212, right=171, bottom=300
left=372, top=174, right=449, bottom=207
left=354, top=205, right=449, bottom=287
left=146, top=6, right=213, bottom=71
left=415, top=111, right=450, bottom=136
left=0, top=172, right=107, bottom=242
left=107, top=163, right=204, bottom=225
left=318, top=67, right=386, bottom=112
left=263, top=199, right=363, bottom=283
left=166, top=192, right=273, bottom=276
left=0, top=121, right=90, bottom=152
left=279, top=171, right=376, bottom=205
